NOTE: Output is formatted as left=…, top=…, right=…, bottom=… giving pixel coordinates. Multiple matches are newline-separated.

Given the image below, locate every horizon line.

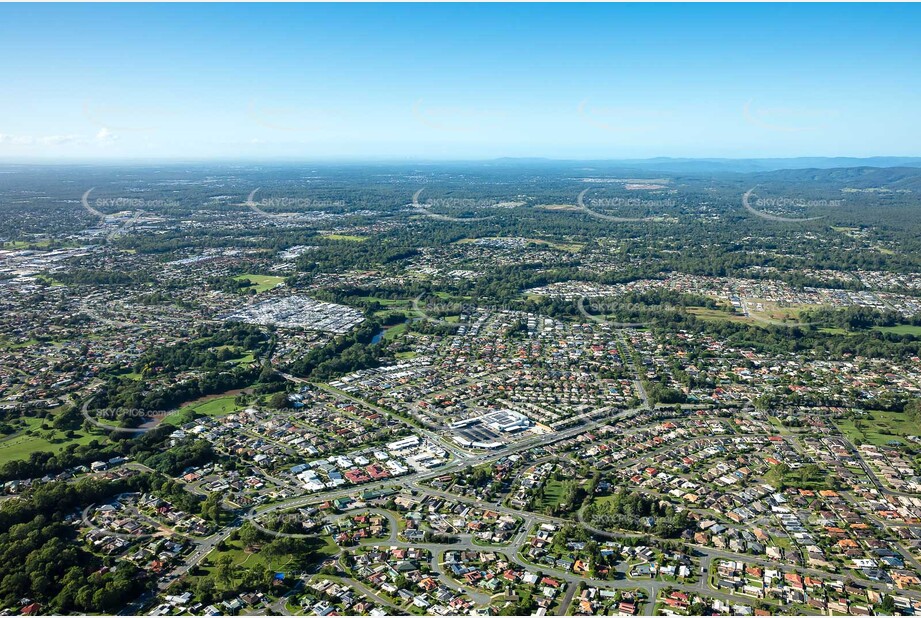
left=2, top=155, right=921, bottom=167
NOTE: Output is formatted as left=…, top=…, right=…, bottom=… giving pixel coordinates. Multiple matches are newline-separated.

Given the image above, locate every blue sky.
left=0, top=3, right=919, bottom=160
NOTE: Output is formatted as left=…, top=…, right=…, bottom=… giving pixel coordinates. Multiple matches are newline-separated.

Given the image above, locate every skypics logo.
left=411, top=189, right=495, bottom=223
left=81, top=188, right=105, bottom=219
left=576, top=188, right=673, bottom=222
left=82, top=188, right=178, bottom=213
left=742, top=187, right=835, bottom=223
left=244, top=188, right=345, bottom=219
left=81, top=398, right=160, bottom=435
left=81, top=188, right=169, bottom=241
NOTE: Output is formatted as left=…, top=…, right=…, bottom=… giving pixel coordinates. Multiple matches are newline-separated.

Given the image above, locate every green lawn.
left=196, top=536, right=340, bottom=588
left=162, top=395, right=246, bottom=426
left=382, top=322, right=408, bottom=341
left=108, top=367, right=143, bottom=381
left=873, top=324, right=921, bottom=336
left=767, top=416, right=785, bottom=430
left=198, top=544, right=298, bottom=586
left=35, top=274, right=66, bottom=286
left=321, top=233, right=367, bottom=242
left=0, top=337, right=39, bottom=351
left=537, top=478, right=567, bottom=511
left=228, top=353, right=256, bottom=365
left=686, top=307, right=752, bottom=324
left=771, top=535, right=793, bottom=550
left=210, top=344, right=255, bottom=365
left=817, top=324, right=921, bottom=337
left=234, top=273, right=286, bottom=293
left=372, top=309, right=409, bottom=322
left=837, top=410, right=919, bottom=446
left=819, top=327, right=852, bottom=335
left=0, top=240, right=77, bottom=250
left=358, top=296, right=408, bottom=307
left=0, top=416, right=102, bottom=465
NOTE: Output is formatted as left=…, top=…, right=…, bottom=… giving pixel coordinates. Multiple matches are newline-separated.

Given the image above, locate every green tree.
left=216, top=555, right=238, bottom=588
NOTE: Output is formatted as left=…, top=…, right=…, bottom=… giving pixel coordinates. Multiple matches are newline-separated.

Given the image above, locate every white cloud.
left=0, top=129, right=118, bottom=148
left=95, top=127, right=118, bottom=145
left=0, top=133, right=38, bottom=145
left=41, top=135, right=83, bottom=145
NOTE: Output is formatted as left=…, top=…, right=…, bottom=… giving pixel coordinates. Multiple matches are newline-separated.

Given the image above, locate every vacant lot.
left=321, top=233, right=367, bottom=242
left=162, top=394, right=246, bottom=426
left=837, top=410, right=919, bottom=446
left=234, top=273, right=285, bottom=293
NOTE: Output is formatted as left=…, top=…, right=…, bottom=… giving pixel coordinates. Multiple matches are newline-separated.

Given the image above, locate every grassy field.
left=234, top=273, right=285, bottom=293
left=873, top=324, right=921, bottom=336
left=767, top=416, right=784, bottom=429
left=686, top=307, right=751, bottom=324
left=536, top=204, right=580, bottom=211
left=837, top=410, right=919, bottom=446
left=28, top=274, right=65, bottom=287
left=537, top=478, right=567, bottom=511
left=0, top=240, right=73, bottom=249
left=109, top=367, right=144, bottom=380
left=688, top=303, right=819, bottom=328
left=814, top=325, right=921, bottom=337
left=162, top=394, right=246, bottom=426
left=0, top=337, right=39, bottom=351
left=196, top=536, right=339, bottom=590
left=771, top=535, right=793, bottom=550
left=320, top=233, right=367, bottom=242
left=0, top=416, right=102, bottom=465
left=382, top=322, right=408, bottom=342
left=358, top=296, right=409, bottom=307
left=213, top=344, right=256, bottom=366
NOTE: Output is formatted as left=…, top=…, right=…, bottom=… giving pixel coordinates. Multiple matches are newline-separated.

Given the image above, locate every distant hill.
left=746, top=166, right=921, bottom=192
left=489, top=157, right=921, bottom=174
